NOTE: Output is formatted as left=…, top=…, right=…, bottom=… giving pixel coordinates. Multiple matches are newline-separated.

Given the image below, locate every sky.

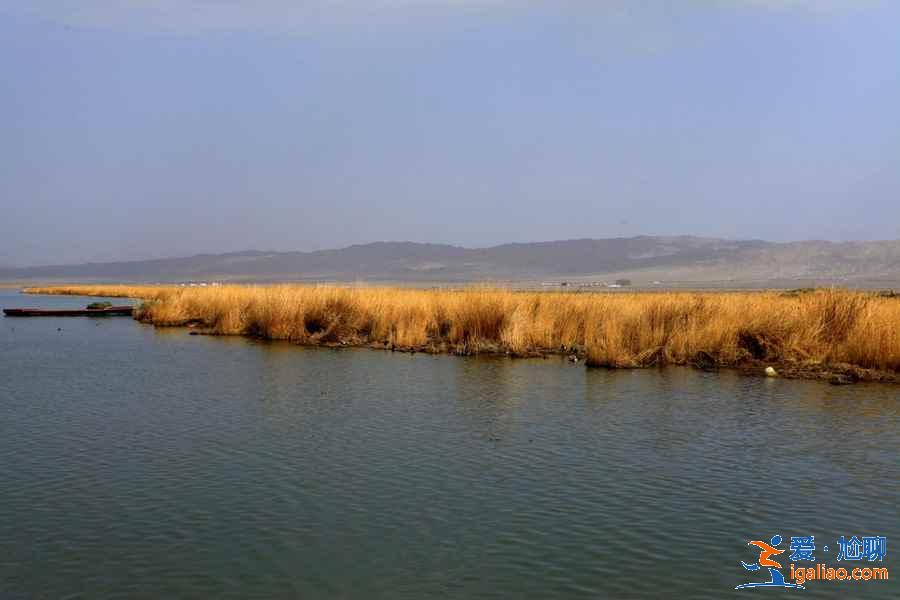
left=1, top=1, right=898, bottom=266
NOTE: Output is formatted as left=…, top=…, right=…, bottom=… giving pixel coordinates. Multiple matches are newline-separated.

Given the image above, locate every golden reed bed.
left=23, top=284, right=900, bottom=382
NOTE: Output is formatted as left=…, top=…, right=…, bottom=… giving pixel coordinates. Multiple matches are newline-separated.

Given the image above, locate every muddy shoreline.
left=173, top=320, right=900, bottom=385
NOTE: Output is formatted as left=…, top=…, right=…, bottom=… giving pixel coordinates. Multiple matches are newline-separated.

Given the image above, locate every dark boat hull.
left=3, top=306, right=134, bottom=317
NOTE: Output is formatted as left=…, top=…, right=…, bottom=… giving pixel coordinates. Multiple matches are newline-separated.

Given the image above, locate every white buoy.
left=765, top=366, right=777, bottom=377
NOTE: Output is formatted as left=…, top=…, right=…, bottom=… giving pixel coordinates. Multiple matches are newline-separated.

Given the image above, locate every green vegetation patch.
left=86, top=301, right=113, bottom=310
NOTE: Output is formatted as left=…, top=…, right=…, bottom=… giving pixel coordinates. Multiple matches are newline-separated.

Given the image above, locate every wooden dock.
left=3, top=306, right=134, bottom=317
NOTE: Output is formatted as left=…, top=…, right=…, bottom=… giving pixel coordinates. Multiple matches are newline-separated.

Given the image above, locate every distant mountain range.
left=3, top=236, right=900, bottom=288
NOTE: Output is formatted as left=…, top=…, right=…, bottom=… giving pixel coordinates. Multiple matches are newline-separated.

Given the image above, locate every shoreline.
left=180, top=325, right=900, bottom=385
left=21, top=284, right=900, bottom=385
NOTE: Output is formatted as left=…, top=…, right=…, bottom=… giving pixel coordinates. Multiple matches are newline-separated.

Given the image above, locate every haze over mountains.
left=3, top=236, right=900, bottom=288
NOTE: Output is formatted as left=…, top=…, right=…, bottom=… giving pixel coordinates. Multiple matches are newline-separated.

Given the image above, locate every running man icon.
left=735, top=535, right=805, bottom=590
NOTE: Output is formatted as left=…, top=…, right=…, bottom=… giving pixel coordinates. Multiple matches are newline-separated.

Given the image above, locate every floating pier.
left=3, top=306, right=134, bottom=317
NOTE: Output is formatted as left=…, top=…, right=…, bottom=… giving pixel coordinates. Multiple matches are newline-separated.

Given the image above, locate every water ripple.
left=1, top=292, right=898, bottom=599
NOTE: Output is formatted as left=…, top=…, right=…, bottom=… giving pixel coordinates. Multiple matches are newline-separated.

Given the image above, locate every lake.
left=1, top=290, right=897, bottom=599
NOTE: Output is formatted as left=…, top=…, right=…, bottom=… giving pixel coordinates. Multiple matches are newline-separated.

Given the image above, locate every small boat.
left=3, top=306, right=134, bottom=317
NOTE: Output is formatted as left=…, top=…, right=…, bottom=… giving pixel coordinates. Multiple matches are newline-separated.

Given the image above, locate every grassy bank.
left=23, top=284, right=900, bottom=382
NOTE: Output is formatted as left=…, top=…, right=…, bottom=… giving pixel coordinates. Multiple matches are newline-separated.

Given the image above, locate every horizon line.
left=4, top=234, right=899, bottom=270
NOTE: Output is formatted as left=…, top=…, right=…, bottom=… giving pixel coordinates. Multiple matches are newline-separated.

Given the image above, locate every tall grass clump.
left=22, top=284, right=900, bottom=377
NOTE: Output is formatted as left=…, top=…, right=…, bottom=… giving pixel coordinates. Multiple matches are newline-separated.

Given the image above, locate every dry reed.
left=22, top=284, right=900, bottom=377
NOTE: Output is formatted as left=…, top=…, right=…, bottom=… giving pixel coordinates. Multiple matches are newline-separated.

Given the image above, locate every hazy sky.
left=1, top=1, right=899, bottom=266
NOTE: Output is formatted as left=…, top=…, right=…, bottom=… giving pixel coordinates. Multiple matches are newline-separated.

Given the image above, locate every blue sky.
left=1, top=1, right=898, bottom=265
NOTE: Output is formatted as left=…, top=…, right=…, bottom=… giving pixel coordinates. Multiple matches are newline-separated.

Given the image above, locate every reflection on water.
left=0, top=291, right=897, bottom=599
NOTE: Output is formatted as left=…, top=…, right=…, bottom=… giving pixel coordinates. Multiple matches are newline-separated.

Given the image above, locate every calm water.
left=1, top=290, right=897, bottom=599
